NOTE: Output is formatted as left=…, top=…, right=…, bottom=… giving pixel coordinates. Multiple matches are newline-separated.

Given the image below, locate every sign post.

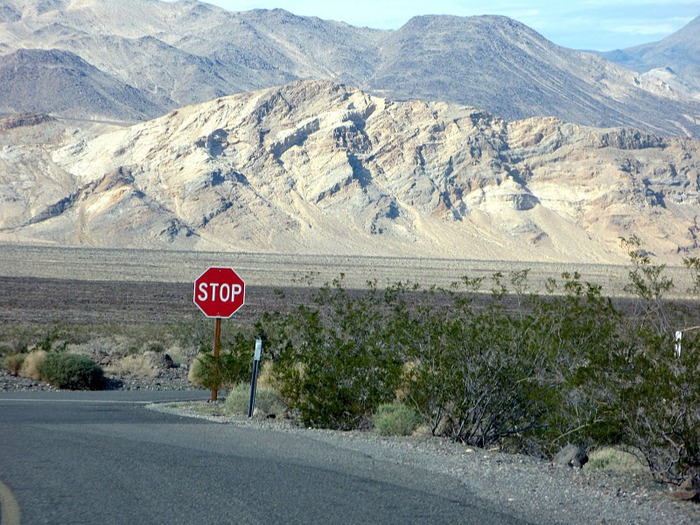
left=248, top=338, right=262, bottom=417
left=193, top=267, right=246, bottom=401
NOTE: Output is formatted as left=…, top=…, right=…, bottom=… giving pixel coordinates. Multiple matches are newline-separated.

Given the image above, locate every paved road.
left=0, top=392, right=528, bottom=524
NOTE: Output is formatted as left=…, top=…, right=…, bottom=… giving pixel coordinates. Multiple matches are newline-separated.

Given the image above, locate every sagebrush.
left=38, top=353, right=104, bottom=390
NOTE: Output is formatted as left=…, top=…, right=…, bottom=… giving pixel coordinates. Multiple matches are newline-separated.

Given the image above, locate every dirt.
left=0, top=276, right=314, bottom=325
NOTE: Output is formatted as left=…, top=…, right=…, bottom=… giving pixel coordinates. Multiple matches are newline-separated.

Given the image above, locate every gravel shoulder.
left=149, top=402, right=700, bottom=525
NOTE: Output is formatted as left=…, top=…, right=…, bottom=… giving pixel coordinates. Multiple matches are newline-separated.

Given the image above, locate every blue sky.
left=195, top=0, right=699, bottom=51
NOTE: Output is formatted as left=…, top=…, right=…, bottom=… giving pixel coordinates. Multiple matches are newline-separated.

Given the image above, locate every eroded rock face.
left=2, top=80, right=700, bottom=264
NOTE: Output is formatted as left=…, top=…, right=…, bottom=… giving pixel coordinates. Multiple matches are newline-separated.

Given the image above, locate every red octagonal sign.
left=193, top=267, right=246, bottom=318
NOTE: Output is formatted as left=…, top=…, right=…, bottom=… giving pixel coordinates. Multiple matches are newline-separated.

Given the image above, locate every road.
left=0, top=392, right=528, bottom=525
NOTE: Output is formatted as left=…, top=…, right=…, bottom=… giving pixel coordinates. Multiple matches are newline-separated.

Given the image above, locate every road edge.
left=0, top=480, right=20, bottom=525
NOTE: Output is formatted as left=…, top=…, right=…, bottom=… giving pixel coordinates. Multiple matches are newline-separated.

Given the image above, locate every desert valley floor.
left=0, top=243, right=698, bottom=326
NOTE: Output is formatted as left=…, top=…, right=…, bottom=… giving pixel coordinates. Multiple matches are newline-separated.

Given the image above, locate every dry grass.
left=224, top=383, right=286, bottom=417
left=586, top=447, right=649, bottom=474
left=19, top=350, right=46, bottom=380
left=105, top=354, right=159, bottom=379
left=187, top=356, right=204, bottom=384
left=2, top=353, right=25, bottom=375
left=256, top=361, right=275, bottom=390
left=66, top=336, right=135, bottom=359
left=164, top=344, right=193, bottom=367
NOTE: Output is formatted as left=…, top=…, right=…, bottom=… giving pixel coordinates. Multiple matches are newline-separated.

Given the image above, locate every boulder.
left=553, top=444, right=589, bottom=468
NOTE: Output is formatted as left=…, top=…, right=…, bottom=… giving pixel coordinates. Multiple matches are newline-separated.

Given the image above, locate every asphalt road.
left=0, top=392, right=529, bottom=524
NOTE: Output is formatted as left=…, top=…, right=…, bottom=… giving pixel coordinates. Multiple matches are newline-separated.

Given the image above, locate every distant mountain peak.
left=0, top=1, right=696, bottom=135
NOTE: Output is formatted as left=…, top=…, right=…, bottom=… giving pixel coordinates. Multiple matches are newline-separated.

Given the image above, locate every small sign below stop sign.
left=193, top=267, right=246, bottom=318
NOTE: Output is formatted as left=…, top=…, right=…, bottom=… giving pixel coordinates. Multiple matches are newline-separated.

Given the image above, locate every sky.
left=192, top=0, right=699, bottom=51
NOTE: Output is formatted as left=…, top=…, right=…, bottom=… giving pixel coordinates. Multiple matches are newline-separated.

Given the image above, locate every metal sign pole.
left=211, top=317, right=222, bottom=402
left=248, top=338, right=262, bottom=417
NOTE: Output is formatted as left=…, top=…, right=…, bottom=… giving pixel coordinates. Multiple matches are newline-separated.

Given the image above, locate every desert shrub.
left=259, top=258, right=699, bottom=489
left=34, top=333, right=66, bottom=353
left=517, top=273, right=626, bottom=456
left=188, top=333, right=256, bottom=390
left=19, top=350, right=47, bottom=380
left=397, top=274, right=552, bottom=448
left=608, top=239, right=699, bottom=487
left=224, top=383, right=286, bottom=417
left=272, top=277, right=403, bottom=430
left=2, top=353, right=25, bottom=375
left=143, top=340, right=166, bottom=354
left=404, top=304, right=549, bottom=447
left=612, top=332, right=700, bottom=487
left=38, top=353, right=104, bottom=390
left=373, top=404, right=421, bottom=436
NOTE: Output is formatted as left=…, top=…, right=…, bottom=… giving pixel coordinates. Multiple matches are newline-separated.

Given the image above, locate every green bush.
left=519, top=273, right=626, bottom=456
left=224, top=383, right=286, bottom=417
left=272, top=278, right=403, bottom=430
left=188, top=333, right=256, bottom=390
left=37, top=353, right=104, bottom=390
left=613, top=332, right=700, bottom=487
left=402, top=291, right=550, bottom=448
left=374, top=404, right=421, bottom=436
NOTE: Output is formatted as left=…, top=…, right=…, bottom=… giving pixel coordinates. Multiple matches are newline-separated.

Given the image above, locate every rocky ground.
left=150, top=404, right=700, bottom=525
left=0, top=358, right=194, bottom=392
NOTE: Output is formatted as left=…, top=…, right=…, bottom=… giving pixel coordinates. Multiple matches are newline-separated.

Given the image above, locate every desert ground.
left=0, top=243, right=698, bottom=326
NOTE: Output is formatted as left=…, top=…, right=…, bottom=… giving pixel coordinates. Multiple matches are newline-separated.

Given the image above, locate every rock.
left=161, top=353, right=175, bottom=369
left=670, top=477, right=700, bottom=502
left=668, top=490, right=699, bottom=502
left=143, top=351, right=175, bottom=370
left=553, top=444, right=589, bottom=468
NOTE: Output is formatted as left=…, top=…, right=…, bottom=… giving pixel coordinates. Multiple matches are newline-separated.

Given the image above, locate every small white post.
left=248, top=338, right=262, bottom=418
left=674, top=331, right=682, bottom=358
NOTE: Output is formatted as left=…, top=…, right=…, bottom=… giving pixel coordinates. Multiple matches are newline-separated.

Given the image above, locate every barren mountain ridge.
left=0, top=0, right=698, bottom=136
left=2, top=81, right=699, bottom=264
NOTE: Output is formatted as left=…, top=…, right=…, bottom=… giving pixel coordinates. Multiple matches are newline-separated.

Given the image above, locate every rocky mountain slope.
left=604, top=16, right=700, bottom=100
left=0, top=48, right=165, bottom=120
left=2, top=81, right=699, bottom=264
left=370, top=15, right=699, bottom=137
left=0, top=0, right=698, bottom=136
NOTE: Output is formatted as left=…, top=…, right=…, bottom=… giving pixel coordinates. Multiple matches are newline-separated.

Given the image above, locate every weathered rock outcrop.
left=2, top=81, right=699, bottom=264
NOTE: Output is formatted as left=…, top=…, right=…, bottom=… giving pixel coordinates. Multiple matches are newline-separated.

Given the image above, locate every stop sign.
left=193, top=267, right=246, bottom=318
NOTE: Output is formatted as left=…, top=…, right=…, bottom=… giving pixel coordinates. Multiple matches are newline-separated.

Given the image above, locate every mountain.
left=0, top=0, right=698, bottom=136
left=2, top=81, right=699, bottom=264
left=0, top=48, right=165, bottom=120
left=603, top=16, right=700, bottom=99
left=371, top=15, right=699, bottom=136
